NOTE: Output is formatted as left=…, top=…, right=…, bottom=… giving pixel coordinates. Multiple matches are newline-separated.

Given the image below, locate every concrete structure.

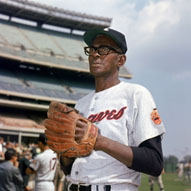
left=0, top=0, right=132, bottom=145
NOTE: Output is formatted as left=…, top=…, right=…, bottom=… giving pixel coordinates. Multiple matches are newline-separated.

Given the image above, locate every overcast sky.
left=32, top=0, right=191, bottom=160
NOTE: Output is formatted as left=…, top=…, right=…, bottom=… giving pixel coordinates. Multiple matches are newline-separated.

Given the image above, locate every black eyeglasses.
left=84, top=45, right=122, bottom=56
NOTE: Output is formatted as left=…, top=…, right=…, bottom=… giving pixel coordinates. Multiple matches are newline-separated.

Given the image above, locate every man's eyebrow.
left=91, top=45, right=114, bottom=48
left=91, top=45, right=108, bottom=47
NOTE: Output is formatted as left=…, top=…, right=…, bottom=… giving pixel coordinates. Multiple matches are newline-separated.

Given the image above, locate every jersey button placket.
left=90, top=96, right=98, bottom=113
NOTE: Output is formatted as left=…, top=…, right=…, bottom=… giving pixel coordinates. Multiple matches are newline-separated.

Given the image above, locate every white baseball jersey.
left=29, top=149, right=57, bottom=191
left=67, top=81, right=165, bottom=188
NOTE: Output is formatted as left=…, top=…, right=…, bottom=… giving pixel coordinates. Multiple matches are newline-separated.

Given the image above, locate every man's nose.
left=91, top=50, right=100, bottom=57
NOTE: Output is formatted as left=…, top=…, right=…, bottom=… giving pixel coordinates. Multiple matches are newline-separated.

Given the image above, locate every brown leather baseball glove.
left=44, top=101, right=98, bottom=158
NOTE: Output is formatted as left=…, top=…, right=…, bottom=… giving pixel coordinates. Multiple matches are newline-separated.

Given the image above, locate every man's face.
left=88, top=35, right=121, bottom=78
left=12, top=155, right=18, bottom=163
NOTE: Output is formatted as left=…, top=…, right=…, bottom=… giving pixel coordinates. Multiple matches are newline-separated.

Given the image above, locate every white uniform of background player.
left=177, top=161, right=184, bottom=178
left=67, top=82, right=165, bottom=191
left=28, top=135, right=57, bottom=191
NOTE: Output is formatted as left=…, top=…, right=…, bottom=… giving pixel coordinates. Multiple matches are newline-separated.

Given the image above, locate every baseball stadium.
left=0, top=0, right=131, bottom=144
left=0, top=1, right=190, bottom=191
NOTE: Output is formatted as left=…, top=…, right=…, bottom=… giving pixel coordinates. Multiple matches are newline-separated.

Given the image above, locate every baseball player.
left=46, top=28, right=166, bottom=191
left=149, top=170, right=165, bottom=191
left=26, top=134, right=57, bottom=191
left=177, top=161, right=184, bottom=179
left=184, top=160, right=191, bottom=184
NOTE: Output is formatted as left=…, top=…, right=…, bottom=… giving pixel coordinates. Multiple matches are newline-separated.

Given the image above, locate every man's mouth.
left=91, top=61, right=102, bottom=66
left=91, top=63, right=100, bottom=66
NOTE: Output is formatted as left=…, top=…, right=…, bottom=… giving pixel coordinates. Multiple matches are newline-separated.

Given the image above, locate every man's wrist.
left=94, top=134, right=104, bottom=151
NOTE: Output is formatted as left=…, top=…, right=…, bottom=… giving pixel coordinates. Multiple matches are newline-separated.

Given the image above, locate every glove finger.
left=47, top=140, right=77, bottom=152
left=76, top=119, right=88, bottom=128
left=49, top=101, right=66, bottom=112
left=62, top=151, right=90, bottom=158
left=44, top=119, right=74, bottom=134
left=47, top=140, right=94, bottom=158
left=47, top=110, right=76, bottom=124
left=49, top=101, right=74, bottom=113
left=75, top=127, right=87, bottom=143
left=82, top=123, right=98, bottom=141
left=48, top=141, right=92, bottom=157
left=45, top=129, right=74, bottom=141
left=61, top=144, right=93, bottom=158
left=45, top=129, right=71, bottom=137
left=75, top=127, right=86, bottom=135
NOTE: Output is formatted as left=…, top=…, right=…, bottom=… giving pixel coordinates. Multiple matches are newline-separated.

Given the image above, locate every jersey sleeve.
left=29, top=155, right=41, bottom=171
left=133, top=86, right=165, bottom=146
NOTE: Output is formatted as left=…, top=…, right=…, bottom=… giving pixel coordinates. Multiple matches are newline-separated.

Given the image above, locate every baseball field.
left=139, top=173, right=191, bottom=191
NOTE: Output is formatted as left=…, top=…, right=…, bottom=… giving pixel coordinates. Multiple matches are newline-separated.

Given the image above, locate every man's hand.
left=75, top=120, right=89, bottom=143
left=44, top=101, right=99, bottom=158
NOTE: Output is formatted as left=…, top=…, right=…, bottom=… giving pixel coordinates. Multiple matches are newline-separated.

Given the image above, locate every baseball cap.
left=37, top=134, right=47, bottom=145
left=83, top=28, right=128, bottom=54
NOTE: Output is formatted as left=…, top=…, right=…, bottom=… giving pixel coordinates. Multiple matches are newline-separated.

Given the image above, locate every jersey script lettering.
left=88, top=106, right=127, bottom=123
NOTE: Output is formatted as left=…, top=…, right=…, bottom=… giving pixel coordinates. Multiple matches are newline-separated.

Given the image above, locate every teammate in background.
left=0, top=148, right=23, bottom=191
left=26, top=134, right=57, bottom=191
left=0, top=137, right=5, bottom=161
left=149, top=169, right=165, bottom=191
left=176, top=160, right=184, bottom=179
left=19, top=150, right=33, bottom=191
left=58, top=28, right=165, bottom=191
left=183, top=160, right=191, bottom=184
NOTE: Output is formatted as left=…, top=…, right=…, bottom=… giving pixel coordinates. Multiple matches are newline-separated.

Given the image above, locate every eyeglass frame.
left=84, top=45, right=122, bottom=56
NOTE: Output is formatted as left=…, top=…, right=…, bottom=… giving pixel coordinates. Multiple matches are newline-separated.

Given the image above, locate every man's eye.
left=90, top=48, right=96, bottom=52
left=100, top=47, right=109, bottom=51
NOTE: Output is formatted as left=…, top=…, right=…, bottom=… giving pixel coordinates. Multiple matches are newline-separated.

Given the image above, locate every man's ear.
left=118, top=54, right=126, bottom=67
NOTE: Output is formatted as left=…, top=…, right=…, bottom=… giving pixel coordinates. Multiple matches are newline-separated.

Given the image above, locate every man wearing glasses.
left=59, top=28, right=166, bottom=191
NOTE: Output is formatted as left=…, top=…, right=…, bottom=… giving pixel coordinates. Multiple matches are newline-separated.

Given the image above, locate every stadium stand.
left=0, top=0, right=132, bottom=145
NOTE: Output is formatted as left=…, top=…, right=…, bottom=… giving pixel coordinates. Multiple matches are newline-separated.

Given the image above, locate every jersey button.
left=75, top=171, right=79, bottom=175
left=94, top=97, right=98, bottom=100
left=90, top=108, right=94, bottom=111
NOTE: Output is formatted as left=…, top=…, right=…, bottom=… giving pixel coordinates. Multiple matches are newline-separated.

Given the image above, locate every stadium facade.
left=0, top=0, right=132, bottom=145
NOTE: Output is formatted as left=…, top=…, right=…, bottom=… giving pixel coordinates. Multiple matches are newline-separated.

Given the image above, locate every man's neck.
left=9, top=159, right=14, bottom=164
left=41, top=145, right=49, bottom=152
left=95, top=77, right=120, bottom=92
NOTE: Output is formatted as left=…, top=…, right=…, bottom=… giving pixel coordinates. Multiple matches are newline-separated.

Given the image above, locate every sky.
left=31, top=0, right=191, bottom=160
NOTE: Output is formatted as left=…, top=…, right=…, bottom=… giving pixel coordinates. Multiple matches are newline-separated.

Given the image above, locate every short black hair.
left=5, top=148, right=17, bottom=160
left=38, top=134, right=47, bottom=145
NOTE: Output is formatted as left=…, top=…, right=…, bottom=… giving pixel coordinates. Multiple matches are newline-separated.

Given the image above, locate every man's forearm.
left=95, top=134, right=133, bottom=167
left=95, top=134, right=163, bottom=176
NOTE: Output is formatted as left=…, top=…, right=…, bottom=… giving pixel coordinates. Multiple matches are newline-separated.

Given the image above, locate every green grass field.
left=138, top=173, right=191, bottom=191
